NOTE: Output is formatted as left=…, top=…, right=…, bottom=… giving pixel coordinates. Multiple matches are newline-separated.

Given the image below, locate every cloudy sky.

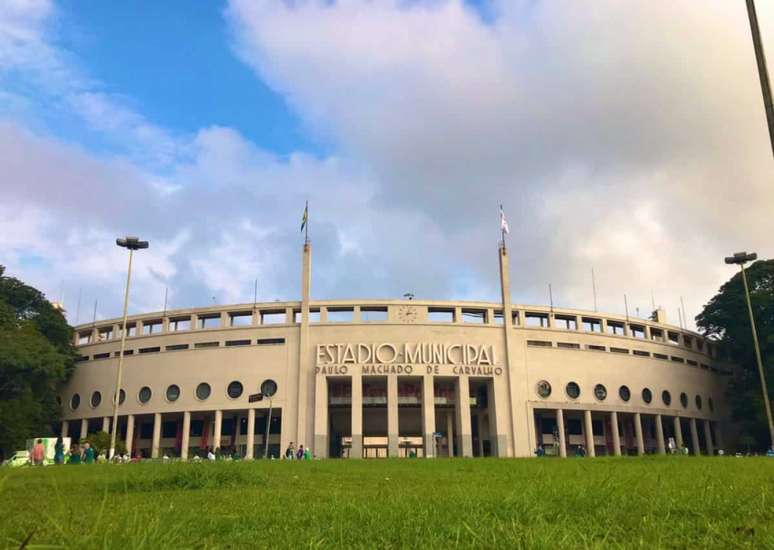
left=1, top=0, right=772, bottom=329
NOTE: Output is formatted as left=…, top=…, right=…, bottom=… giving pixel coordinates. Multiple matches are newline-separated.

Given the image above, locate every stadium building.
left=60, top=244, right=732, bottom=459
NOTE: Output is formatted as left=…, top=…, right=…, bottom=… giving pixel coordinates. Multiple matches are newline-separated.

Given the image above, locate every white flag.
left=500, top=205, right=510, bottom=235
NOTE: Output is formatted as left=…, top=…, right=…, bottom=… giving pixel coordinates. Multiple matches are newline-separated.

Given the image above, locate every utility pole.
left=746, top=0, right=774, bottom=159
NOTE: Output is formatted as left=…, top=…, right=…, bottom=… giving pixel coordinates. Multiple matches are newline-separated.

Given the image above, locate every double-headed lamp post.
left=109, top=236, right=149, bottom=460
left=725, top=251, right=774, bottom=449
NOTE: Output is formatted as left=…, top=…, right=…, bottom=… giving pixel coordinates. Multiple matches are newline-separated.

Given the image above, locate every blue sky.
left=54, top=0, right=318, bottom=157
left=0, top=1, right=773, bottom=327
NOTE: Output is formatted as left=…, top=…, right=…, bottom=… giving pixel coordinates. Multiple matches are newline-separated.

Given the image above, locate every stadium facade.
left=60, top=244, right=732, bottom=459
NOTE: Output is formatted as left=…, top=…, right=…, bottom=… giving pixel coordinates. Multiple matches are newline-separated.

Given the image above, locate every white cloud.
left=2, top=0, right=774, bottom=332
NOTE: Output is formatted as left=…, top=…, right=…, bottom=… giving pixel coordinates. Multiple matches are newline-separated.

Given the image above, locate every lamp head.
left=116, top=236, right=149, bottom=250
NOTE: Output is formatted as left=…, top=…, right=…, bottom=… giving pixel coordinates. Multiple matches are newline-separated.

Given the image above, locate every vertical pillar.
left=455, top=376, right=473, bottom=457
left=446, top=410, right=454, bottom=457
left=690, top=417, right=700, bottom=455
left=476, top=415, right=484, bottom=457
left=313, top=375, right=328, bottom=458
left=556, top=409, right=567, bottom=458
left=714, top=423, right=724, bottom=452
left=387, top=375, right=399, bottom=457
left=351, top=373, right=363, bottom=459
left=488, top=379, right=507, bottom=457
left=296, top=242, right=312, bottom=449
left=213, top=410, right=222, bottom=451
left=246, top=408, right=255, bottom=459
left=610, top=411, right=621, bottom=456
left=151, top=412, right=161, bottom=458
left=80, top=418, right=89, bottom=441
left=125, top=415, right=135, bottom=457
left=634, top=412, right=645, bottom=455
left=704, top=419, right=714, bottom=455
left=102, top=416, right=110, bottom=433
left=181, top=411, right=191, bottom=461
left=655, top=414, right=666, bottom=455
left=584, top=410, right=596, bottom=457
left=422, top=375, right=436, bottom=458
left=61, top=420, right=69, bottom=439
left=498, top=245, right=520, bottom=457
left=673, top=416, right=684, bottom=449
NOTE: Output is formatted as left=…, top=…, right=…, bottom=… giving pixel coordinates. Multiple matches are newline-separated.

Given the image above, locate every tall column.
left=151, top=412, right=161, bottom=458
left=673, top=416, right=684, bottom=449
left=610, top=411, right=621, bottom=456
left=455, top=376, right=473, bottom=457
left=689, top=418, right=701, bottom=456
left=498, top=244, right=520, bottom=457
left=714, top=423, right=724, bottom=452
left=476, top=415, right=484, bottom=457
left=422, top=375, right=436, bottom=458
left=102, top=416, right=110, bottom=433
left=446, top=410, right=454, bottom=457
left=387, top=375, right=399, bottom=457
left=125, top=415, right=135, bottom=457
left=295, top=242, right=312, bottom=448
left=80, top=418, right=88, bottom=441
left=655, top=414, right=666, bottom=455
left=246, top=408, right=255, bottom=459
left=556, top=409, right=567, bottom=458
left=704, top=419, right=714, bottom=455
left=61, top=420, right=69, bottom=438
left=634, top=412, right=645, bottom=456
left=351, top=373, right=363, bottom=459
left=213, top=410, right=222, bottom=451
left=488, top=379, right=507, bottom=457
left=181, top=411, right=191, bottom=461
left=313, top=374, right=329, bottom=458
left=584, top=410, right=596, bottom=457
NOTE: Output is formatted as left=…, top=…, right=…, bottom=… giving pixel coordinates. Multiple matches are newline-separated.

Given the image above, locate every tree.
left=0, top=266, right=76, bottom=459
left=696, top=259, right=774, bottom=450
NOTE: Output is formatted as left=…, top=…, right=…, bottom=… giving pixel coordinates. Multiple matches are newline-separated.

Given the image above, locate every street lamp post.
left=109, top=236, right=149, bottom=460
left=745, top=0, right=774, bottom=159
left=725, top=251, right=774, bottom=449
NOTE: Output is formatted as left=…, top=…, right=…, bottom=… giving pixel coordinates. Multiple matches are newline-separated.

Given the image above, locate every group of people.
left=283, top=442, right=312, bottom=460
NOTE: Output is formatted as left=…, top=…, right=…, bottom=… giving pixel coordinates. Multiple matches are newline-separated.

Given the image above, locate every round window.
left=196, top=382, right=211, bottom=400
left=594, top=384, right=607, bottom=401
left=227, top=381, right=243, bottom=399
left=680, top=392, right=688, bottom=408
left=138, top=386, right=152, bottom=404
left=90, top=391, right=102, bottom=408
left=70, top=393, right=81, bottom=410
left=708, top=397, right=714, bottom=412
left=536, top=380, right=552, bottom=398
left=119, top=389, right=126, bottom=405
left=619, top=385, right=631, bottom=402
left=565, top=382, right=580, bottom=399
left=695, top=395, right=702, bottom=410
left=662, top=390, right=672, bottom=406
left=166, top=384, right=180, bottom=402
left=642, top=388, right=652, bottom=404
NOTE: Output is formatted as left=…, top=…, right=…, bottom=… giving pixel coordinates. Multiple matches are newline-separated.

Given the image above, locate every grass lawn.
left=1, top=456, right=772, bottom=549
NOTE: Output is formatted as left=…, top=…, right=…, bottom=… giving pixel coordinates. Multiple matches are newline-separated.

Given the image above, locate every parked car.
left=2, top=451, right=30, bottom=467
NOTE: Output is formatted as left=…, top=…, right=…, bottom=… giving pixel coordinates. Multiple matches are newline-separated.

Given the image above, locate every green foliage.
left=85, top=431, right=126, bottom=456
left=0, top=266, right=76, bottom=459
left=0, top=458, right=772, bottom=548
left=696, top=259, right=774, bottom=449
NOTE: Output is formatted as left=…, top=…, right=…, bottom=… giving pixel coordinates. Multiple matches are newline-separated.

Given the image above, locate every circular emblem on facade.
left=397, top=305, right=419, bottom=323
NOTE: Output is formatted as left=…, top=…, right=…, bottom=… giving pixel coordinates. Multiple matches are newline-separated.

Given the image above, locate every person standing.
left=285, top=442, right=295, bottom=460
left=82, top=442, right=95, bottom=464
left=68, top=445, right=81, bottom=465
left=31, top=439, right=45, bottom=466
left=296, top=445, right=305, bottom=460
left=54, top=437, right=65, bottom=465
left=303, top=447, right=311, bottom=460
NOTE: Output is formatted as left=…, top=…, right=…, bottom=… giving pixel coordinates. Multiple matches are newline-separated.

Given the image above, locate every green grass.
left=1, top=457, right=772, bottom=549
